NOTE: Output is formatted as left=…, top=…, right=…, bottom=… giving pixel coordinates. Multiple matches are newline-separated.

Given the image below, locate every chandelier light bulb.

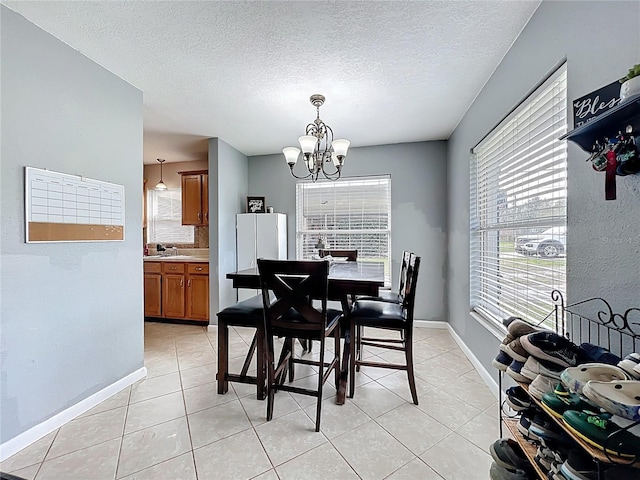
left=283, top=147, right=301, bottom=166
left=332, top=139, right=350, bottom=157
left=298, top=135, right=317, bottom=155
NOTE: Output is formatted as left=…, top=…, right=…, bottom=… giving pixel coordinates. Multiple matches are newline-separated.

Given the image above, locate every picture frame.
left=246, top=196, right=266, bottom=213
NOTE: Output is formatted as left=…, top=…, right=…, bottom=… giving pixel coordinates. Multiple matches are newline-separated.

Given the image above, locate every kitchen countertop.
left=143, top=255, right=208, bottom=263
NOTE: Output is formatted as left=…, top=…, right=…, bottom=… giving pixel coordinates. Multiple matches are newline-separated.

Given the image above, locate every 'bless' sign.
left=573, top=81, right=621, bottom=128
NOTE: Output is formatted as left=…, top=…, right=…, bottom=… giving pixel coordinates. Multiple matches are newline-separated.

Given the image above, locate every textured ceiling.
left=3, top=1, right=540, bottom=163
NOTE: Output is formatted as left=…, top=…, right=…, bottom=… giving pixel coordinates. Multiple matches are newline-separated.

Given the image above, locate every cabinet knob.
left=180, top=280, right=184, bottom=287
left=197, top=212, right=201, bottom=220
left=195, top=267, right=202, bottom=271
left=204, top=212, right=208, bottom=220
left=170, top=266, right=177, bottom=270
left=187, top=279, right=191, bottom=287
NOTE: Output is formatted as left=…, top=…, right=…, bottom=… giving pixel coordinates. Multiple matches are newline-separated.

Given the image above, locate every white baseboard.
left=414, top=320, right=449, bottom=329
left=207, top=324, right=217, bottom=333
left=0, top=367, right=147, bottom=462
left=444, top=325, right=499, bottom=399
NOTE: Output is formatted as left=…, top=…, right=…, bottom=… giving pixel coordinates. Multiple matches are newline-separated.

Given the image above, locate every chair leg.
left=404, top=329, right=419, bottom=405
left=266, top=336, right=276, bottom=421
left=355, top=324, right=362, bottom=372
left=349, top=319, right=356, bottom=398
left=217, top=318, right=229, bottom=394
left=288, top=337, right=295, bottom=383
left=315, top=339, right=325, bottom=432
left=333, top=326, right=341, bottom=389
left=256, top=326, right=266, bottom=400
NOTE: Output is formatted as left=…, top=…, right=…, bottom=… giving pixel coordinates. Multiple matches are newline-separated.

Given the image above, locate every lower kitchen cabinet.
left=143, top=262, right=162, bottom=317
left=186, top=263, right=209, bottom=320
left=144, top=261, right=209, bottom=322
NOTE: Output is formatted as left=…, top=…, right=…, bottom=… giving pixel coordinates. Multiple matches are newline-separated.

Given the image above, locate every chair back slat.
left=402, top=254, right=421, bottom=320
left=397, top=250, right=412, bottom=301
left=258, top=259, right=330, bottom=336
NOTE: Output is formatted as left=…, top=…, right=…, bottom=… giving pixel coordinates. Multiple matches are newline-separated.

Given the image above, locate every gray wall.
left=249, top=142, right=448, bottom=321
left=447, top=1, right=640, bottom=376
left=209, top=138, right=249, bottom=317
left=0, top=7, right=144, bottom=443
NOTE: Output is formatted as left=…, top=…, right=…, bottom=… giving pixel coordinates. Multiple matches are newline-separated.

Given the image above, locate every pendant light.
left=154, top=158, right=168, bottom=190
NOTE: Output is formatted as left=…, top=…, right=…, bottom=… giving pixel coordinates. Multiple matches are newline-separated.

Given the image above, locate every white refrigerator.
left=236, top=213, right=287, bottom=301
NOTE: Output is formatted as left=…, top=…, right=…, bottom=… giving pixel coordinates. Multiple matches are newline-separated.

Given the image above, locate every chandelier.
left=282, top=94, right=350, bottom=182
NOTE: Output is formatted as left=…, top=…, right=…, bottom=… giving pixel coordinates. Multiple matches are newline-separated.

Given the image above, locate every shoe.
left=517, top=409, right=538, bottom=441
left=618, top=353, right=640, bottom=379
left=503, top=337, right=530, bottom=363
left=562, top=410, right=640, bottom=459
left=541, top=389, right=594, bottom=419
left=577, top=343, right=620, bottom=365
left=507, top=319, right=541, bottom=338
left=529, top=374, right=558, bottom=400
left=503, top=316, right=522, bottom=328
left=582, top=380, right=640, bottom=421
left=559, top=449, right=597, bottom=480
left=498, top=335, right=515, bottom=356
left=493, top=350, right=513, bottom=372
left=521, top=356, right=563, bottom=382
left=506, top=360, right=531, bottom=383
left=489, top=461, right=531, bottom=480
left=520, top=332, right=579, bottom=368
left=505, top=386, right=534, bottom=411
left=529, top=412, right=566, bottom=443
left=560, top=363, right=629, bottom=395
left=534, top=446, right=553, bottom=473
left=489, top=438, right=532, bottom=474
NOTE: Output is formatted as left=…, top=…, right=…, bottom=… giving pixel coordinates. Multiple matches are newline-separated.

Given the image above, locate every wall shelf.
left=560, top=93, right=640, bottom=152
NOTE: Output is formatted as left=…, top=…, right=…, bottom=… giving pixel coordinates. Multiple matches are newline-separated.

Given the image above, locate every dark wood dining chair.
left=319, top=249, right=358, bottom=262
left=358, top=250, right=412, bottom=304
left=216, top=295, right=267, bottom=400
left=258, top=259, right=342, bottom=432
left=349, top=254, right=421, bottom=404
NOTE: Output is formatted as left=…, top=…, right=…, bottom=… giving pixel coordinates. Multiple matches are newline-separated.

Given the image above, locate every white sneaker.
left=618, top=353, right=640, bottom=380
left=521, top=356, right=563, bottom=382
left=528, top=374, right=557, bottom=400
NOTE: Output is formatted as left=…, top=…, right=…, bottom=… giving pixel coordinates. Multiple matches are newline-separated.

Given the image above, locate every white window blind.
left=296, top=176, right=392, bottom=286
left=470, top=64, right=567, bottom=330
left=147, top=189, right=194, bottom=244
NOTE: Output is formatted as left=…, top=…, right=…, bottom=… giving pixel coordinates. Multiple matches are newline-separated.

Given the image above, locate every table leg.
left=336, top=295, right=352, bottom=405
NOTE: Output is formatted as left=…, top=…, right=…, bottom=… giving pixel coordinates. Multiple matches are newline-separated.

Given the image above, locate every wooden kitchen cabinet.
left=179, top=170, right=208, bottom=226
left=162, top=262, right=185, bottom=319
left=144, top=261, right=209, bottom=322
left=143, top=262, right=162, bottom=317
left=186, top=263, right=209, bottom=321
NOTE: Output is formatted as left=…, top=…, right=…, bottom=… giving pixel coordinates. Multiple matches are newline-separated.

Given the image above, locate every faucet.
left=156, top=244, right=168, bottom=256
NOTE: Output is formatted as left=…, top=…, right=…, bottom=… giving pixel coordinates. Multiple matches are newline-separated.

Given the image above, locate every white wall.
left=447, top=1, right=640, bottom=374
left=248, top=141, right=448, bottom=321
left=0, top=6, right=144, bottom=443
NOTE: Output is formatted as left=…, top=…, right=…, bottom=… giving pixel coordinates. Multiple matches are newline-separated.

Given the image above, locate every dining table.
left=225, top=260, right=385, bottom=404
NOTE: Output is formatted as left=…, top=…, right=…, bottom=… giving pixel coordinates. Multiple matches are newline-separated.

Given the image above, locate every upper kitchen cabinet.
left=179, top=170, right=208, bottom=226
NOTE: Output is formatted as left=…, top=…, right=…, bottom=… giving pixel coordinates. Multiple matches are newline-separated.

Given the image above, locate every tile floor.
left=1, top=322, right=500, bottom=480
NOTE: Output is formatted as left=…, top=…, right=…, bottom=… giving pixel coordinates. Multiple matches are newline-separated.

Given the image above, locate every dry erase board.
left=25, top=167, right=125, bottom=243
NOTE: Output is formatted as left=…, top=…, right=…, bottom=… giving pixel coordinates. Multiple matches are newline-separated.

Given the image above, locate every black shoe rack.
left=497, top=290, right=640, bottom=479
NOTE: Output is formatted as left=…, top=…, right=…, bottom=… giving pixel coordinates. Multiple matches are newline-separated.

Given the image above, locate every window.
left=147, top=188, right=194, bottom=244
left=296, top=176, right=392, bottom=286
left=470, top=64, right=567, bottom=330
